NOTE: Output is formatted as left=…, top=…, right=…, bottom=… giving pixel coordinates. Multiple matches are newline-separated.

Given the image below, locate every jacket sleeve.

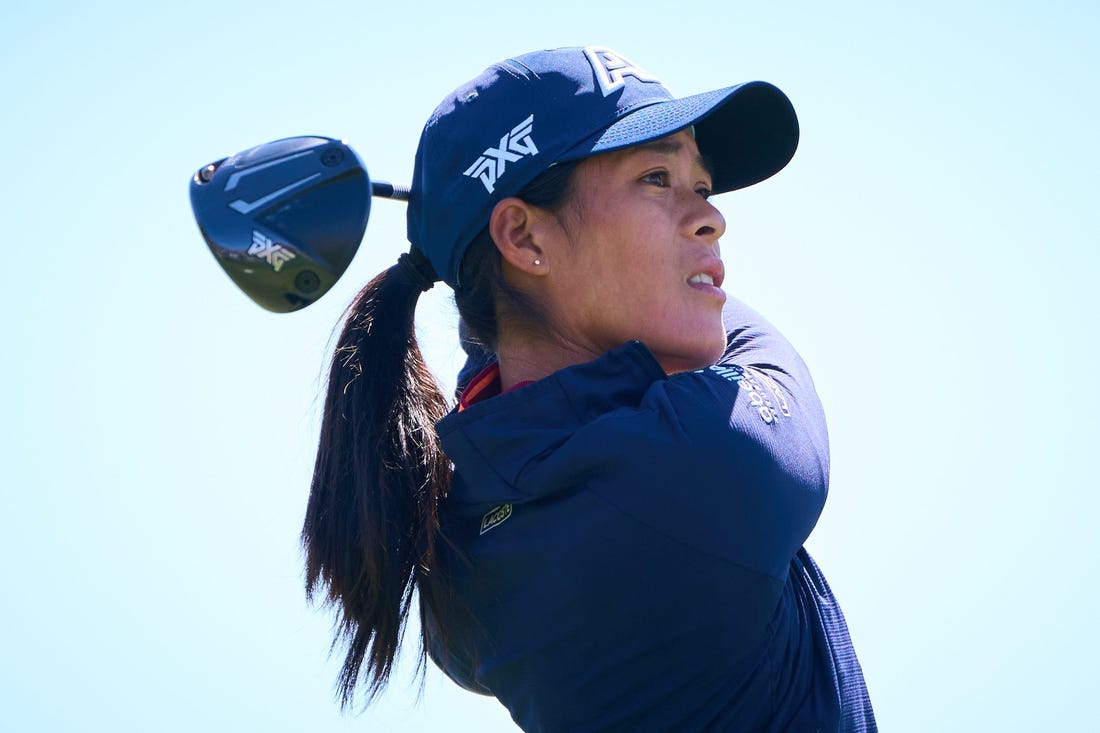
left=519, top=298, right=831, bottom=581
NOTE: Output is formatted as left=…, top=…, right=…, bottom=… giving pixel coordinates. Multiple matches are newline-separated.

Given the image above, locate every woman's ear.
left=488, top=198, right=553, bottom=277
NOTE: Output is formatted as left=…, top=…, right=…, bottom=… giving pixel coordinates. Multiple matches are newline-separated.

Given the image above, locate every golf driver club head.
left=190, top=136, right=374, bottom=313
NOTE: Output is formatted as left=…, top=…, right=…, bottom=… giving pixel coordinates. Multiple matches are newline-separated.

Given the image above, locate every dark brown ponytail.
left=303, top=159, right=582, bottom=709
left=301, top=248, right=449, bottom=707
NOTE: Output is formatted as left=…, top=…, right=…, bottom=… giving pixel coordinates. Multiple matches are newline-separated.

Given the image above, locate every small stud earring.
left=533, top=259, right=541, bottom=266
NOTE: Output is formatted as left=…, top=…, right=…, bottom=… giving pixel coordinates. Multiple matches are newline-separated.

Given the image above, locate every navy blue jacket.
left=427, top=299, right=876, bottom=732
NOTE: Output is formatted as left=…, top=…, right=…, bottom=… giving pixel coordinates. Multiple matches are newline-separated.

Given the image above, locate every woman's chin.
left=656, top=336, right=728, bottom=375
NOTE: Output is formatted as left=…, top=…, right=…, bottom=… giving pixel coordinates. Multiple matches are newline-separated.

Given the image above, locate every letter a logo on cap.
left=584, top=46, right=661, bottom=97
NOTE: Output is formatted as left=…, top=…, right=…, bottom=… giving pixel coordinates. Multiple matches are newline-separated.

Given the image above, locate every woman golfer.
left=302, top=45, right=877, bottom=732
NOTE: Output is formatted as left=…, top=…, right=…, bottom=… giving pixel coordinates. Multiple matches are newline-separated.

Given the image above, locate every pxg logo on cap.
left=463, top=115, right=539, bottom=194
left=460, top=47, right=660, bottom=196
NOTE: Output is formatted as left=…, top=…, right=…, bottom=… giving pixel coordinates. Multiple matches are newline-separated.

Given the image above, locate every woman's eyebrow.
left=633, top=138, right=715, bottom=178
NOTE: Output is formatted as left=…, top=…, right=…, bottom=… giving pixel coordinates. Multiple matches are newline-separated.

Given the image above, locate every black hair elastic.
left=397, top=249, right=439, bottom=293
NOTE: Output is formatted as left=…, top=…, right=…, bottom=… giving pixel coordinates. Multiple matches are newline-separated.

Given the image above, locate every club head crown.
left=190, top=136, right=371, bottom=313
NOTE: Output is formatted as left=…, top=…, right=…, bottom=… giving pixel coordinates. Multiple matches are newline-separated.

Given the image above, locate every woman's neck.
left=494, top=330, right=600, bottom=392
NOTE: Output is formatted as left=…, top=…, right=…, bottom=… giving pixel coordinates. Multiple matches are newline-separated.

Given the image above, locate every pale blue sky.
left=2, top=1, right=1097, bottom=730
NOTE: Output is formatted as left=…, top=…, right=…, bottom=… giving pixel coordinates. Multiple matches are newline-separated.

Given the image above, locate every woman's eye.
left=642, top=171, right=670, bottom=187
left=696, top=186, right=713, bottom=199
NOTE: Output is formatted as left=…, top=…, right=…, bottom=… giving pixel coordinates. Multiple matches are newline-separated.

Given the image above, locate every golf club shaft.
left=371, top=181, right=410, bottom=201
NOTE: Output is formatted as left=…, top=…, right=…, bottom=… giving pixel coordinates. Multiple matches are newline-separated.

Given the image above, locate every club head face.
left=190, top=136, right=370, bottom=313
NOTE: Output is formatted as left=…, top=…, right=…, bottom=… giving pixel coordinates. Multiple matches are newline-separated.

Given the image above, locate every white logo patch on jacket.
left=480, top=504, right=513, bottom=535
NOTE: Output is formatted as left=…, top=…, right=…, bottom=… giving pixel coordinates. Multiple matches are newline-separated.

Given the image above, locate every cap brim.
left=561, top=81, right=799, bottom=194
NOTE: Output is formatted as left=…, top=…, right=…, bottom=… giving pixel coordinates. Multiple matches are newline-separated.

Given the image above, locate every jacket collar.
left=436, top=341, right=666, bottom=505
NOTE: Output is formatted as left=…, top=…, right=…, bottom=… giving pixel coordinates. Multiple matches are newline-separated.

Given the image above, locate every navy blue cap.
left=407, top=46, right=799, bottom=289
